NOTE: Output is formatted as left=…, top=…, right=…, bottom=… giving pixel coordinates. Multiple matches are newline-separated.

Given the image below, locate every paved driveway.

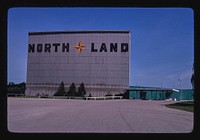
left=7, top=97, right=193, bottom=133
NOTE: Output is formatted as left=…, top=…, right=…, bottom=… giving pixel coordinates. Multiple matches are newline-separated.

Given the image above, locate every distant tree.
left=77, top=83, right=86, bottom=97
left=9, top=82, right=15, bottom=85
left=80, top=83, right=86, bottom=96
left=7, top=82, right=26, bottom=95
left=66, top=83, right=77, bottom=96
left=19, top=82, right=26, bottom=94
left=54, top=81, right=65, bottom=96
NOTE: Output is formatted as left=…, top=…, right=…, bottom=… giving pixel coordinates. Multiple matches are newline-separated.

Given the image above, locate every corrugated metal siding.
left=26, top=31, right=130, bottom=96
left=129, top=86, right=194, bottom=100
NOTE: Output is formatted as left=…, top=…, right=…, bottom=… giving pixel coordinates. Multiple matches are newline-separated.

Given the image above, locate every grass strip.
left=165, top=101, right=194, bottom=112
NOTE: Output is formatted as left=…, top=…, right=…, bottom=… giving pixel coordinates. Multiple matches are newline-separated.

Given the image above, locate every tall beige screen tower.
left=25, top=31, right=130, bottom=96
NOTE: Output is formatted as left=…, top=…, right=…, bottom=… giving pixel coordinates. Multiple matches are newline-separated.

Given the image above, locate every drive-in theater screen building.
left=25, top=31, right=130, bottom=97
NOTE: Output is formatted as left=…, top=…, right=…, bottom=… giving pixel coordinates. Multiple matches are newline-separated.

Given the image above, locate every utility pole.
left=178, top=79, right=182, bottom=100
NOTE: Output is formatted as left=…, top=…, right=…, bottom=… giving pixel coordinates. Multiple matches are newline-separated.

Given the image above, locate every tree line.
left=7, top=82, right=26, bottom=95
left=54, top=82, right=86, bottom=97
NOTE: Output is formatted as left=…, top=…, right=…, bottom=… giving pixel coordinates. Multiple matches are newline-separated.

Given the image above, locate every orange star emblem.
left=74, top=41, right=86, bottom=53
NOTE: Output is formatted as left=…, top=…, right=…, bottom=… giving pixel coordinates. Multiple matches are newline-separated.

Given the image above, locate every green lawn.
left=165, top=101, right=194, bottom=112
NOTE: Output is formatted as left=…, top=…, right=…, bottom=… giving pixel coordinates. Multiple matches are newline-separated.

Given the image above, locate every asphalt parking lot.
left=7, top=97, right=193, bottom=133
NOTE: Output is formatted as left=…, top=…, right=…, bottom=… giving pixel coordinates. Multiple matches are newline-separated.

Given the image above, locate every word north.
left=28, top=43, right=129, bottom=53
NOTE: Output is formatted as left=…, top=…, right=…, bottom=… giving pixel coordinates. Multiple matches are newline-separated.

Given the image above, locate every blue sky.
left=8, top=8, right=194, bottom=89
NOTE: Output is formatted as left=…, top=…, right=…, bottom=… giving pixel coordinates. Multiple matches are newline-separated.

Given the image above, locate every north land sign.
left=28, top=42, right=129, bottom=53
left=26, top=31, right=130, bottom=97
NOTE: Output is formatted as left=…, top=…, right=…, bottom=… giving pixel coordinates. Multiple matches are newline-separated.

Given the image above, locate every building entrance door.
left=140, top=91, right=146, bottom=100
left=165, top=92, right=172, bottom=99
